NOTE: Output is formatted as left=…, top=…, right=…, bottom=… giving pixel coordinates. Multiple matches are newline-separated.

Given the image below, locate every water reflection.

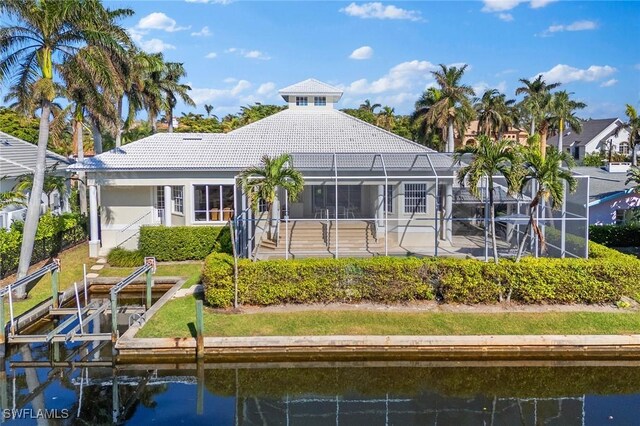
left=3, top=346, right=640, bottom=425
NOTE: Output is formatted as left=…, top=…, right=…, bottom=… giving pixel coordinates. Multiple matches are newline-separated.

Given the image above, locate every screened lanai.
left=233, top=152, right=590, bottom=261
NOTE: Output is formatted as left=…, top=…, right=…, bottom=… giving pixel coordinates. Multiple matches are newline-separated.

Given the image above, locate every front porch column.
left=89, top=184, right=100, bottom=258
left=376, top=185, right=384, bottom=227
left=444, top=183, right=453, bottom=242
left=163, top=185, right=172, bottom=226
left=62, top=178, right=71, bottom=213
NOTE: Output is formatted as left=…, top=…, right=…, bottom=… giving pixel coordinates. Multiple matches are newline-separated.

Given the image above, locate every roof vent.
left=182, top=137, right=202, bottom=141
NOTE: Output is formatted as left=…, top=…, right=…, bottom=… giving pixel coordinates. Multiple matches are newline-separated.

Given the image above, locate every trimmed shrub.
left=138, top=225, right=232, bottom=261
left=203, top=249, right=640, bottom=308
left=107, top=247, right=145, bottom=267
left=589, top=224, right=640, bottom=248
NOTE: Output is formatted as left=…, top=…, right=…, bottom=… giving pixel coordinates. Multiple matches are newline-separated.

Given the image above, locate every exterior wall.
left=583, top=124, right=629, bottom=158
left=589, top=193, right=640, bottom=225
left=285, top=94, right=340, bottom=109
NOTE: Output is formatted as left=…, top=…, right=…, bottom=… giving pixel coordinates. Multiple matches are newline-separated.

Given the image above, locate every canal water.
left=3, top=338, right=640, bottom=425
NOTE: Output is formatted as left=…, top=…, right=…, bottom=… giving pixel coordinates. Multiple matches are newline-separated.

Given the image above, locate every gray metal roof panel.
left=0, top=131, right=70, bottom=177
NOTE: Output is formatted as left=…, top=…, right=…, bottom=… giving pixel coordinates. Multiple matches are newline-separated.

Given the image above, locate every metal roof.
left=70, top=108, right=453, bottom=172
left=278, top=78, right=343, bottom=96
left=0, top=131, right=70, bottom=178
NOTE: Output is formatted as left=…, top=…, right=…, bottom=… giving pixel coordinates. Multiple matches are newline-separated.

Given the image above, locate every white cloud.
left=600, top=79, right=618, bottom=87
left=472, top=81, right=507, bottom=95
left=205, top=52, right=217, bottom=59
left=225, top=47, right=271, bottom=60
left=542, top=20, right=597, bottom=36
left=191, top=26, right=211, bottom=37
left=344, top=59, right=437, bottom=95
left=498, top=13, right=514, bottom=22
left=189, top=80, right=252, bottom=105
left=257, top=82, right=276, bottom=96
left=136, top=12, right=189, bottom=32
left=340, top=2, right=422, bottom=21
left=537, top=64, right=616, bottom=84
left=349, top=46, right=374, bottom=60
left=530, top=0, right=557, bottom=8
left=481, top=0, right=522, bottom=12
left=128, top=28, right=175, bottom=53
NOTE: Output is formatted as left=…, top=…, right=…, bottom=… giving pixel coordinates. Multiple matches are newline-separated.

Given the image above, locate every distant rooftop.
left=548, top=118, right=622, bottom=148
left=0, top=131, right=70, bottom=178
left=573, top=166, right=635, bottom=204
left=278, top=78, right=343, bottom=96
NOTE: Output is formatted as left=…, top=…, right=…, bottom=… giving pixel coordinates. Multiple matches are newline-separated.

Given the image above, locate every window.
left=314, top=96, right=326, bottom=106
left=172, top=186, right=183, bottom=214
left=193, top=184, right=234, bottom=222
left=295, top=96, right=308, bottom=106
left=619, top=142, right=630, bottom=155
left=155, top=187, right=165, bottom=220
left=386, top=185, right=393, bottom=213
left=257, top=198, right=269, bottom=213
left=404, top=183, right=427, bottom=214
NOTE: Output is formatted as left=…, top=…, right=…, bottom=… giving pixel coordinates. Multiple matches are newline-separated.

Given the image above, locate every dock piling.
left=52, top=260, right=60, bottom=309
left=146, top=269, right=152, bottom=311
left=196, top=300, right=204, bottom=359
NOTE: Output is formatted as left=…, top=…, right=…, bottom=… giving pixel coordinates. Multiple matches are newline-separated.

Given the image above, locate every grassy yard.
left=138, top=294, right=640, bottom=338
left=3, top=242, right=91, bottom=316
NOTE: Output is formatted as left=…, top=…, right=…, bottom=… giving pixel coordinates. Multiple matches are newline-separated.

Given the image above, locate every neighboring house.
left=547, top=118, right=631, bottom=162
left=457, top=120, right=528, bottom=148
left=0, top=131, right=71, bottom=229
left=574, top=166, right=640, bottom=225
left=70, top=79, right=588, bottom=260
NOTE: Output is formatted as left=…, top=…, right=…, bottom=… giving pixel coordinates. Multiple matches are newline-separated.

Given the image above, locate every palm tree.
left=0, top=0, right=127, bottom=294
left=474, top=89, right=516, bottom=139
left=359, top=99, right=381, bottom=114
left=160, top=62, right=195, bottom=133
left=626, top=166, right=640, bottom=193
left=549, top=91, right=586, bottom=155
left=13, top=168, right=66, bottom=209
left=412, top=87, right=446, bottom=150
left=240, top=153, right=304, bottom=242
left=429, top=64, right=475, bottom=152
left=454, top=136, right=521, bottom=264
left=515, top=75, right=561, bottom=138
left=515, top=140, right=576, bottom=261
left=624, top=105, right=640, bottom=166
left=204, top=104, right=214, bottom=117
left=376, top=106, right=395, bottom=131
left=0, top=191, right=26, bottom=210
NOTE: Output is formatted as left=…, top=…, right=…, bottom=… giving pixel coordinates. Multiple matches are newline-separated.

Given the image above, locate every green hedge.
left=138, top=225, right=232, bottom=261
left=107, top=247, right=145, bottom=267
left=589, top=224, right=640, bottom=247
left=203, top=242, right=640, bottom=308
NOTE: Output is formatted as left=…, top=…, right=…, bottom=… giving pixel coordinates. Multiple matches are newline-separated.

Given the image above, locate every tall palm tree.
left=429, top=64, right=475, bottom=152
left=454, top=136, right=521, bottom=264
left=240, top=153, right=304, bottom=242
left=359, top=99, right=381, bottom=114
left=0, top=0, right=127, bottom=294
left=204, top=104, right=214, bottom=117
left=376, top=106, right=395, bottom=131
left=474, top=89, right=516, bottom=139
left=624, top=105, right=640, bottom=166
left=515, top=140, right=576, bottom=261
left=412, top=87, right=446, bottom=150
left=161, top=62, right=195, bottom=133
left=626, top=166, right=640, bottom=193
left=515, top=75, right=561, bottom=138
left=549, top=91, right=586, bottom=155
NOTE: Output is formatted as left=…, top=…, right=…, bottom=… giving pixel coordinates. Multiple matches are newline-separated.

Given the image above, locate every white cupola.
left=278, top=78, right=343, bottom=109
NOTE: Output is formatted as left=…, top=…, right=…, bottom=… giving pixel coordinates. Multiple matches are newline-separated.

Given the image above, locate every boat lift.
left=1, top=257, right=156, bottom=348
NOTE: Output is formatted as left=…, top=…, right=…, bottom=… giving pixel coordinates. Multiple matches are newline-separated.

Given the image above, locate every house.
left=457, top=120, right=529, bottom=148
left=573, top=166, right=639, bottom=225
left=547, top=118, right=632, bottom=162
left=70, top=79, right=588, bottom=260
left=0, top=131, right=71, bottom=229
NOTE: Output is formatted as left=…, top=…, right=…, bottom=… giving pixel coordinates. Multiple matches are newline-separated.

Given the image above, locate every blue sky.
left=18, top=1, right=640, bottom=118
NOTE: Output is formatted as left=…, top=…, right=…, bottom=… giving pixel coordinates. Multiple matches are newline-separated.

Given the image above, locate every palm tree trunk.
left=489, top=183, right=499, bottom=264
left=91, top=119, right=103, bottom=154
left=632, top=144, right=638, bottom=166
left=168, top=108, right=174, bottom=133
left=76, top=120, right=88, bottom=215
left=516, top=210, right=534, bottom=262
left=557, top=119, right=564, bottom=153
left=540, top=129, right=548, bottom=159
left=447, top=118, right=454, bottom=152
left=530, top=118, right=535, bottom=136
left=115, top=97, right=123, bottom=148
left=15, top=102, right=51, bottom=297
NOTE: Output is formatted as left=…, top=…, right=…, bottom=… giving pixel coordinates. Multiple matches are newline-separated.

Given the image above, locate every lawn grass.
left=138, top=294, right=640, bottom=338
left=100, top=262, right=202, bottom=288
left=3, top=242, right=91, bottom=316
